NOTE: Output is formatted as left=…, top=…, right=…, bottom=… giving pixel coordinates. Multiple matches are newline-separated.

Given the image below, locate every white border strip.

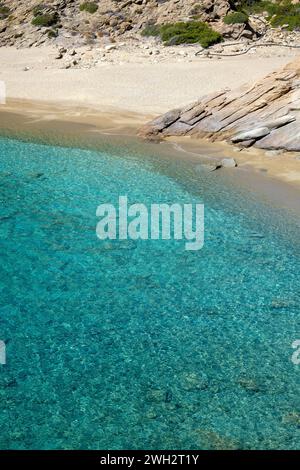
left=0, top=80, right=6, bottom=105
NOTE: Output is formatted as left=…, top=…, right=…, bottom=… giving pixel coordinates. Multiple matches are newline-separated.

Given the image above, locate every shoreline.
left=0, top=101, right=300, bottom=216
left=0, top=45, right=299, bottom=192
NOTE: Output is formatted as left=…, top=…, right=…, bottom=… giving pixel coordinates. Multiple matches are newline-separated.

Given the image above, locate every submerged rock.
left=28, top=172, right=45, bottom=179
left=282, top=411, right=300, bottom=426
left=139, top=59, right=300, bottom=152
left=238, top=377, right=261, bottom=393
left=145, top=388, right=166, bottom=403
left=195, top=429, right=241, bottom=450
left=181, top=372, right=209, bottom=391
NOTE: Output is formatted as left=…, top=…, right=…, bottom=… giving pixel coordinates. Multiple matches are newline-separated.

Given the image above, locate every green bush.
left=0, top=5, right=10, bottom=20
left=142, top=21, right=223, bottom=48
left=223, top=12, right=249, bottom=24
left=32, top=13, right=58, bottom=27
left=239, top=0, right=300, bottom=31
left=33, top=4, right=44, bottom=17
left=79, top=2, right=98, bottom=14
left=141, top=24, right=161, bottom=37
left=268, top=1, right=300, bottom=30
left=47, top=29, right=58, bottom=38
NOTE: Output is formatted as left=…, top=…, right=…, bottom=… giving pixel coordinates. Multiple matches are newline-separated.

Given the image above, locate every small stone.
left=241, top=29, right=254, bottom=39
left=23, top=66, right=30, bottom=71
left=265, top=150, right=283, bottom=157
left=105, top=44, right=117, bottom=51
left=217, top=158, right=237, bottom=169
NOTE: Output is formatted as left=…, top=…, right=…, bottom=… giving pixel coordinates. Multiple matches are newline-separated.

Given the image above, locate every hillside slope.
left=0, top=0, right=264, bottom=47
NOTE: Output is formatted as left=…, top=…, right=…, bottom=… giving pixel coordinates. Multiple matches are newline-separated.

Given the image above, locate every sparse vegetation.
left=142, top=21, right=223, bottom=48
left=189, top=3, right=203, bottom=16
left=0, top=4, right=10, bottom=20
left=141, top=24, right=161, bottom=37
left=223, top=11, right=249, bottom=24
left=47, top=28, right=58, bottom=38
left=32, top=4, right=44, bottom=17
left=79, top=2, right=98, bottom=14
left=239, top=0, right=300, bottom=31
left=32, top=13, right=58, bottom=27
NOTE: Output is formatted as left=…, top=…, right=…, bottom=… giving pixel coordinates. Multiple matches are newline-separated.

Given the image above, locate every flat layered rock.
left=139, top=59, right=300, bottom=152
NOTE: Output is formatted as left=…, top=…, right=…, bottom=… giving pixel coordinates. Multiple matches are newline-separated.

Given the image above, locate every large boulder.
left=139, top=59, right=300, bottom=152
left=213, top=21, right=247, bottom=39
left=213, top=0, right=231, bottom=19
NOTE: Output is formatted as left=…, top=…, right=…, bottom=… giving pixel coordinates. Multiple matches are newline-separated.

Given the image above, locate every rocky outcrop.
left=0, top=0, right=262, bottom=48
left=139, top=59, right=300, bottom=152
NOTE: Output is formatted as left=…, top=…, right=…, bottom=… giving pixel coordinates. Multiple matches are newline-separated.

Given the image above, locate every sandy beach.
left=1, top=46, right=300, bottom=188
left=1, top=46, right=298, bottom=114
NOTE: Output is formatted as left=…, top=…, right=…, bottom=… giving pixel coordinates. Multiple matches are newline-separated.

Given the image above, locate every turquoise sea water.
left=0, top=135, right=299, bottom=449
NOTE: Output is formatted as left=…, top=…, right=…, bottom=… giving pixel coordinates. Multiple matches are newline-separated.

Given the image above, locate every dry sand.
left=0, top=46, right=300, bottom=189
left=0, top=46, right=298, bottom=114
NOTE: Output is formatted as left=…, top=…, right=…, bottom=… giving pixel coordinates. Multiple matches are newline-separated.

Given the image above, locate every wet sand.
left=0, top=104, right=299, bottom=217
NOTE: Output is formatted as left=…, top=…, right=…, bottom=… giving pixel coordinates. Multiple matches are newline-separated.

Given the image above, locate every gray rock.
left=140, top=58, right=300, bottom=152
left=105, top=44, right=117, bottom=51
left=216, top=158, right=237, bottom=169
left=231, top=127, right=270, bottom=143
left=265, top=150, right=283, bottom=157
left=262, top=114, right=296, bottom=130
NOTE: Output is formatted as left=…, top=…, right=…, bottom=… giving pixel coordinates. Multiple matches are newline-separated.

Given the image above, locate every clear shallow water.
left=0, top=135, right=299, bottom=450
